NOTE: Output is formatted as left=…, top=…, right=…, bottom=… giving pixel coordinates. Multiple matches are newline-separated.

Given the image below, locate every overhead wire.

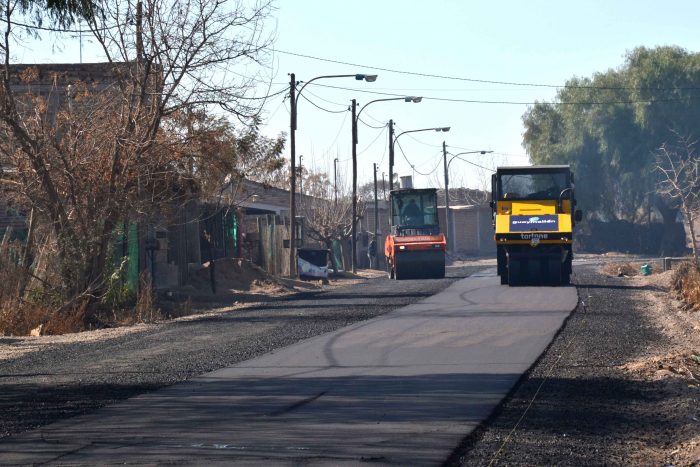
left=309, top=82, right=700, bottom=106
left=394, top=122, right=446, bottom=148
left=358, top=117, right=386, bottom=130
left=358, top=125, right=387, bottom=156
left=259, top=92, right=288, bottom=126
left=297, top=92, right=347, bottom=114
left=323, top=111, right=350, bottom=156
left=417, top=149, right=446, bottom=176
left=237, top=86, right=289, bottom=101
left=275, top=48, right=700, bottom=92
left=449, top=154, right=496, bottom=172
left=376, top=134, right=389, bottom=167
left=395, top=139, right=441, bottom=177
left=301, top=87, right=349, bottom=110
left=360, top=109, right=389, bottom=126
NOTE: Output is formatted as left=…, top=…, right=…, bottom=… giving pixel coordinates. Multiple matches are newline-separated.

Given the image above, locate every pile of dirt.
left=600, top=260, right=661, bottom=277
left=188, top=258, right=289, bottom=293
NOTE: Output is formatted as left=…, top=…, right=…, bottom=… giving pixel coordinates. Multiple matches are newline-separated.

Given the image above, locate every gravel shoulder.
left=451, top=262, right=700, bottom=466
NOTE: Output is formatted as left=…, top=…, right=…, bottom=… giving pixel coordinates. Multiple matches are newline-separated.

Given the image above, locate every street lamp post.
left=289, top=72, right=377, bottom=278
left=350, top=96, right=422, bottom=273
left=442, top=143, right=494, bottom=251
left=390, top=126, right=451, bottom=189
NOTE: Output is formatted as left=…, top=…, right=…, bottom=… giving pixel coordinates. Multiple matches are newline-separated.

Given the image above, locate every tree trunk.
left=325, top=239, right=338, bottom=274
left=655, top=199, right=683, bottom=256
left=17, top=208, right=36, bottom=298
left=684, top=208, right=699, bottom=268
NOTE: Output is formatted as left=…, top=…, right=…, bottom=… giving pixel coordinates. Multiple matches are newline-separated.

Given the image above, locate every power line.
left=394, top=123, right=444, bottom=149
left=325, top=111, right=350, bottom=154
left=450, top=154, right=496, bottom=172
left=275, top=48, right=700, bottom=92
left=275, top=49, right=560, bottom=89
left=309, top=82, right=700, bottom=106
left=298, top=92, right=347, bottom=114
left=377, top=134, right=389, bottom=167
left=358, top=117, right=386, bottom=130
left=239, top=86, right=289, bottom=101
left=360, top=108, right=389, bottom=126
left=417, top=149, right=446, bottom=175
left=395, top=139, right=440, bottom=177
left=358, top=125, right=387, bottom=156
left=302, top=87, right=348, bottom=110
left=259, top=92, right=288, bottom=125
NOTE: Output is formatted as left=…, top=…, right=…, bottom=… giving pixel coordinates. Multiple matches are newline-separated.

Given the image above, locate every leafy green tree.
left=522, top=46, right=700, bottom=253
left=16, top=0, right=100, bottom=28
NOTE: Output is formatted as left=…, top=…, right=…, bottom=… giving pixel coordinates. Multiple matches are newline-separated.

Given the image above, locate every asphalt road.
left=0, top=268, right=578, bottom=465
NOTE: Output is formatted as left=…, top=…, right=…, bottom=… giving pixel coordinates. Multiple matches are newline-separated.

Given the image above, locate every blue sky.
left=17, top=0, right=700, bottom=192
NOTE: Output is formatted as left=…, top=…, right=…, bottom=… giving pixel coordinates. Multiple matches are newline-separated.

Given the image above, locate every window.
left=499, top=172, right=569, bottom=200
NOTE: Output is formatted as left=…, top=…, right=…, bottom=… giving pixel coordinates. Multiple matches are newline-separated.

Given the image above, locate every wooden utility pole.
left=351, top=99, right=358, bottom=273
left=289, top=73, right=297, bottom=278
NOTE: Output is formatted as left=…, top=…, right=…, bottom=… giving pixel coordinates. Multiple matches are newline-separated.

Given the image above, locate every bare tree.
left=0, top=0, right=277, bottom=305
left=656, top=134, right=700, bottom=267
left=298, top=169, right=364, bottom=272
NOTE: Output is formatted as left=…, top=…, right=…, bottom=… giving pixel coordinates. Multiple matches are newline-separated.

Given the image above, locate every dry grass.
left=671, top=261, right=700, bottom=311
left=0, top=297, right=89, bottom=336
left=0, top=271, right=163, bottom=336
left=0, top=240, right=25, bottom=302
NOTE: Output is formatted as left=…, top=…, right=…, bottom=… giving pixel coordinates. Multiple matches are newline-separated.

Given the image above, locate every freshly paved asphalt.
left=0, top=269, right=578, bottom=466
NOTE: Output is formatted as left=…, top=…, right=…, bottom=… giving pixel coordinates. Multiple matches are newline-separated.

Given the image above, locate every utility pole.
left=289, top=73, right=297, bottom=278
left=388, top=119, right=395, bottom=190
left=373, top=163, right=379, bottom=269
left=351, top=99, right=358, bottom=273
left=334, top=158, right=338, bottom=206
left=298, top=155, right=303, bottom=201
left=443, top=141, right=450, bottom=251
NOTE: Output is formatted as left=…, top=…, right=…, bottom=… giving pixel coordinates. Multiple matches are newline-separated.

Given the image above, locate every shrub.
left=671, top=261, right=700, bottom=311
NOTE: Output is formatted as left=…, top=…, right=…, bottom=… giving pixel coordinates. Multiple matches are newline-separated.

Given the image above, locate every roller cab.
left=384, top=188, right=446, bottom=280
left=490, top=165, right=582, bottom=286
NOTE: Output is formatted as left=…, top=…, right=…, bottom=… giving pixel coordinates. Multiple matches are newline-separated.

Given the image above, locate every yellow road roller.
left=491, top=165, right=582, bottom=286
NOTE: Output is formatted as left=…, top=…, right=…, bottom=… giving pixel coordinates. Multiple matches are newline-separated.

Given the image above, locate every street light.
left=390, top=126, right=451, bottom=189
left=288, top=73, right=377, bottom=278
left=442, top=143, right=494, bottom=251
left=349, top=96, right=422, bottom=273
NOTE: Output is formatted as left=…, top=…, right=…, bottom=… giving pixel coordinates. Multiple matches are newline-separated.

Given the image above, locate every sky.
left=15, top=0, right=700, bottom=193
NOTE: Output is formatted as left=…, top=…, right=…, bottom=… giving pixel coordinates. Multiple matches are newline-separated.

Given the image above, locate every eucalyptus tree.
left=522, top=46, right=700, bottom=253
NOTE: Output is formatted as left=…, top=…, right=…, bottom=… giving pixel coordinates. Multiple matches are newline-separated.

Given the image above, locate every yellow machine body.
left=491, top=165, right=580, bottom=285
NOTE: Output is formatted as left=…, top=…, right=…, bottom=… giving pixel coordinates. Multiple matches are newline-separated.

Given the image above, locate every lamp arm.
left=295, top=74, right=358, bottom=105
left=357, top=97, right=403, bottom=121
